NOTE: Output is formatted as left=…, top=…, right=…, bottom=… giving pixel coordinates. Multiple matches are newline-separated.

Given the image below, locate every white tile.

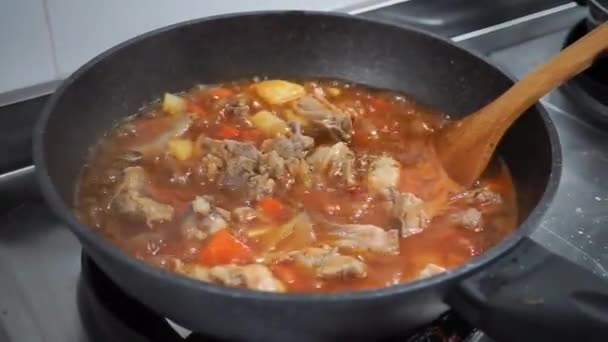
left=0, top=0, right=57, bottom=94
left=46, top=0, right=368, bottom=76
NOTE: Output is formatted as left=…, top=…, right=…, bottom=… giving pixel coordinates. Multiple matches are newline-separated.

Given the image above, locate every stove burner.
left=561, top=20, right=608, bottom=125
left=77, top=253, right=483, bottom=342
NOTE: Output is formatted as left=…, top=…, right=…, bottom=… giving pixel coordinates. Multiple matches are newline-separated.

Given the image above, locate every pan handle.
left=447, top=236, right=608, bottom=342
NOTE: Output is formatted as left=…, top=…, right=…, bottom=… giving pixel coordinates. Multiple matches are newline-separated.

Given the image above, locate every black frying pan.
left=33, top=11, right=608, bottom=342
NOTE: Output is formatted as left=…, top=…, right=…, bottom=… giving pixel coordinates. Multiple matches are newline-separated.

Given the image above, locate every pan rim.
left=32, top=10, right=562, bottom=303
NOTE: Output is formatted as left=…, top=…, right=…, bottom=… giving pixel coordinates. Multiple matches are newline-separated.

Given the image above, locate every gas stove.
left=1, top=1, right=606, bottom=341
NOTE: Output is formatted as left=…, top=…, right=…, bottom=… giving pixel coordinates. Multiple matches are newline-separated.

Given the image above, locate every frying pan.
left=33, top=11, right=608, bottom=341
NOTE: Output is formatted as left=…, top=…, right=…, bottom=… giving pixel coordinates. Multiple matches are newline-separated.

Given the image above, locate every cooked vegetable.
left=162, top=93, right=188, bottom=115
left=255, top=80, right=305, bottom=105
left=258, top=197, right=285, bottom=219
left=218, top=125, right=241, bottom=138
left=327, top=87, right=341, bottom=97
left=250, top=110, right=289, bottom=136
left=259, top=212, right=313, bottom=252
left=240, top=128, right=260, bottom=141
left=77, top=78, right=517, bottom=294
left=198, top=229, right=252, bottom=266
left=167, top=138, right=194, bottom=161
left=132, top=114, right=193, bottom=155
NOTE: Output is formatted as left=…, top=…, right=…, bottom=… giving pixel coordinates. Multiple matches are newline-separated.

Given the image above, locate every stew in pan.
left=75, top=78, right=517, bottom=293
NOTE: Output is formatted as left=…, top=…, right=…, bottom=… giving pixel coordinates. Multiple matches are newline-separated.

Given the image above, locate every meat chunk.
left=114, top=167, right=174, bottom=225
left=199, top=154, right=223, bottom=181
left=460, top=187, right=502, bottom=205
left=259, top=123, right=315, bottom=187
left=192, top=196, right=211, bottom=215
left=177, top=263, right=210, bottom=281
left=180, top=213, right=208, bottom=240
left=248, top=174, right=276, bottom=200
left=260, top=153, right=312, bottom=189
left=326, top=223, right=400, bottom=255
left=261, top=150, right=306, bottom=188
left=390, top=192, right=429, bottom=238
left=200, top=137, right=260, bottom=163
left=232, top=207, right=258, bottom=223
left=260, top=122, right=314, bottom=160
left=307, top=142, right=356, bottom=186
left=200, top=138, right=260, bottom=185
left=418, top=263, right=446, bottom=279
left=178, top=263, right=285, bottom=292
left=450, top=208, right=482, bottom=231
left=367, top=156, right=400, bottom=195
left=197, top=139, right=255, bottom=184
left=293, top=95, right=353, bottom=142
left=210, top=264, right=286, bottom=292
left=181, top=196, right=229, bottom=240
left=283, top=247, right=367, bottom=279
left=262, top=150, right=288, bottom=179
left=198, top=137, right=276, bottom=199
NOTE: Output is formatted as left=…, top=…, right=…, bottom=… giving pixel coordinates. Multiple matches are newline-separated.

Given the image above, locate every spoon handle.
left=437, top=22, right=608, bottom=186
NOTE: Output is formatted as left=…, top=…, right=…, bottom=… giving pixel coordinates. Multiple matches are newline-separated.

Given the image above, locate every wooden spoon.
left=435, top=22, right=608, bottom=187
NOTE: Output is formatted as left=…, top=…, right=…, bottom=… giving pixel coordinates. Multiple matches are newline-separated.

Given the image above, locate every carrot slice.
left=258, top=197, right=285, bottom=219
left=209, top=87, right=233, bottom=98
left=198, top=229, right=252, bottom=266
left=217, top=125, right=240, bottom=138
left=239, top=128, right=260, bottom=141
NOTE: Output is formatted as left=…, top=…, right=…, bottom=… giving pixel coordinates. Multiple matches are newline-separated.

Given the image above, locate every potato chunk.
left=168, top=138, right=193, bottom=161
left=251, top=110, right=289, bottom=137
left=255, top=80, right=305, bottom=105
left=162, top=93, right=187, bottom=115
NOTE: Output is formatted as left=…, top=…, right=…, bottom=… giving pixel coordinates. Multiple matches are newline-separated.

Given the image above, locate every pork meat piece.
left=261, top=150, right=288, bottom=179
left=177, top=263, right=211, bottom=282
left=367, top=156, right=400, bottom=195
left=200, top=138, right=260, bottom=183
left=248, top=173, right=276, bottom=200
left=178, top=263, right=285, bottom=292
left=390, top=192, right=429, bottom=238
left=181, top=196, right=229, bottom=240
left=459, top=187, right=502, bottom=205
left=283, top=247, right=367, bottom=279
left=199, top=137, right=276, bottom=199
left=200, top=137, right=260, bottom=166
left=224, top=156, right=258, bottom=188
left=114, top=166, right=174, bottom=225
left=232, top=207, right=258, bottom=223
left=209, top=264, right=286, bottom=292
left=260, top=122, right=314, bottom=160
left=326, top=223, right=400, bottom=255
left=260, top=123, right=315, bottom=186
left=199, top=154, right=223, bottom=181
left=450, top=208, right=482, bottom=231
left=293, top=95, right=353, bottom=142
left=307, top=142, right=356, bottom=186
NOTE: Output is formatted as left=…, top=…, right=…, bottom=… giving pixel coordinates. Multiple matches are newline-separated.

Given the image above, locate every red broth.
left=76, top=78, right=517, bottom=293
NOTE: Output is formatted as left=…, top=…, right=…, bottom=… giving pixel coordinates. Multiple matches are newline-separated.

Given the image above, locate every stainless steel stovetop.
left=0, top=1, right=606, bottom=341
